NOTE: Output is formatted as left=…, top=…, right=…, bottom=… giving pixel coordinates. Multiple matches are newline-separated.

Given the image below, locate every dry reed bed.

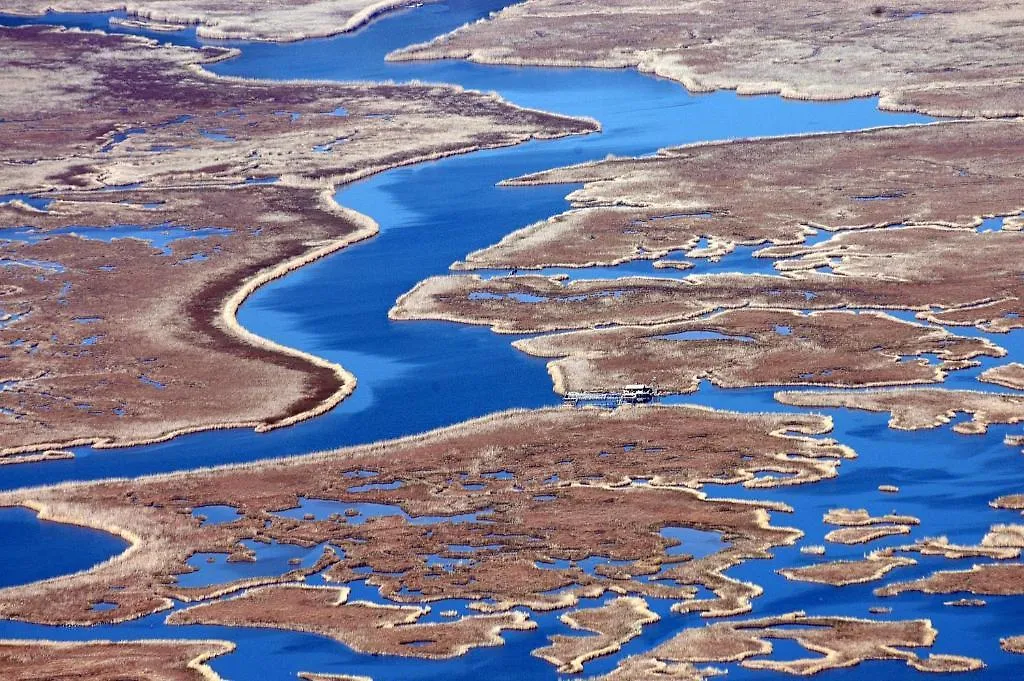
left=776, top=507, right=927, bottom=586
left=820, top=507, right=917, bottom=546
left=878, top=563, right=1024, bottom=598
left=823, top=525, right=913, bottom=546
left=979, top=363, right=1024, bottom=390
left=1003, top=636, right=1024, bottom=655
left=1, top=25, right=593, bottom=194
left=3, top=0, right=437, bottom=43
left=823, top=508, right=920, bottom=527
left=453, top=121, right=1024, bottom=272
left=393, top=227, right=1023, bottom=336
left=778, top=554, right=917, bottom=587
left=0, top=186, right=360, bottom=458
left=883, top=535, right=1022, bottom=562
left=0, top=405, right=848, bottom=638
left=873, top=506, right=1024, bottom=600
left=166, top=584, right=534, bottom=659
left=858, top=497, right=1024, bottom=562
left=0, top=25, right=595, bottom=457
left=589, top=611, right=982, bottom=680
left=774, top=389, right=1024, bottom=435
left=532, top=597, right=658, bottom=673
left=0, top=639, right=235, bottom=681
left=992, top=495, right=1024, bottom=515
left=390, top=0, right=1024, bottom=118
left=510, top=309, right=1001, bottom=396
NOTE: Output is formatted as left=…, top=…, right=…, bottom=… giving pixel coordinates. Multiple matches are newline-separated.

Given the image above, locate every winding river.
left=1, top=1, right=1022, bottom=679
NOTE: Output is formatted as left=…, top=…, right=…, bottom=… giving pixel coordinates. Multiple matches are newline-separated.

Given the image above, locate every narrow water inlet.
left=0, top=2, right=1020, bottom=681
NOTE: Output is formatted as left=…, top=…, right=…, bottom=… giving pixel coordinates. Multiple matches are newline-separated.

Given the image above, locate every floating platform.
left=564, top=384, right=657, bottom=406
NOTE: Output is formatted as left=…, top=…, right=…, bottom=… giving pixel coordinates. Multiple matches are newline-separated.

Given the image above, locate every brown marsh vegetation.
left=775, top=389, right=1024, bottom=435
left=0, top=25, right=594, bottom=457
left=393, top=0, right=1024, bottom=118
left=589, top=612, right=982, bottom=680
left=455, top=122, right=1024, bottom=271
left=0, top=405, right=848, bottom=648
left=0, top=639, right=234, bottom=681
left=4, top=0, right=436, bottom=42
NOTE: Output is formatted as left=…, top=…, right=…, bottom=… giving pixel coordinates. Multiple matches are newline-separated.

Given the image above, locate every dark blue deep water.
left=0, top=507, right=127, bottom=588
left=1, top=2, right=1022, bottom=680
left=0, top=0, right=933, bottom=491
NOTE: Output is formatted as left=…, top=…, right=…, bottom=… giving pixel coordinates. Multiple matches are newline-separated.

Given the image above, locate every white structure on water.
left=564, top=384, right=656, bottom=406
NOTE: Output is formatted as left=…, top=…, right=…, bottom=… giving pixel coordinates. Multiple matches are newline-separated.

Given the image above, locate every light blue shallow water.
left=1, top=2, right=1022, bottom=679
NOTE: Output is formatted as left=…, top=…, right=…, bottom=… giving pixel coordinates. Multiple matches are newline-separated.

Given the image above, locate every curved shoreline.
left=3, top=0, right=441, bottom=43
left=395, top=52, right=1022, bottom=120
left=0, top=23, right=599, bottom=459
left=0, top=638, right=237, bottom=681
left=384, top=0, right=1024, bottom=120
left=217, top=190, right=372, bottom=433
left=0, top=130, right=594, bottom=460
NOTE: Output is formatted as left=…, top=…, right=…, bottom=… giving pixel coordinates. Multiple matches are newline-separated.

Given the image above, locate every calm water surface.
left=1, top=2, right=1021, bottom=679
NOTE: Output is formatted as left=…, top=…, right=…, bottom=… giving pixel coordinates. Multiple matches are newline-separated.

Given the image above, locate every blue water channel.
left=0, top=0, right=933, bottom=492
left=1, top=1, right=1022, bottom=679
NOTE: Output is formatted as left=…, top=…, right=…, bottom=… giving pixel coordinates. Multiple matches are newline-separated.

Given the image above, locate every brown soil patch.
left=168, top=584, right=533, bottom=659
left=392, top=0, right=1024, bottom=118
left=0, top=639, right=234, bottom=681
left=775, top=389, right=1024, bottom=435
left=0, top=405, right=845, bottom=627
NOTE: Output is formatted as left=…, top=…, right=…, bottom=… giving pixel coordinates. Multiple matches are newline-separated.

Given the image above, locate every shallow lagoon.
left=0, top=1, right=1021, bottom=679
